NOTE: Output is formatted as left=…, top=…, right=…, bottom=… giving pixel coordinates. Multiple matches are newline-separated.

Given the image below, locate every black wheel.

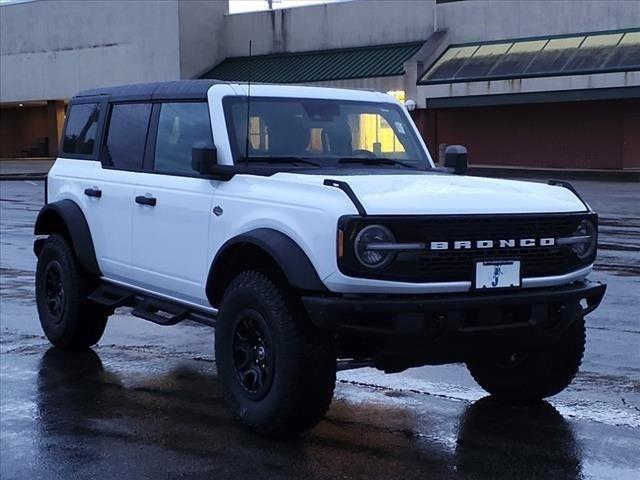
left=35, top=234, right=108, bottom=350
left=215, top=271, right=336, bottom=437
left=466, top=316, right=585, bottom=404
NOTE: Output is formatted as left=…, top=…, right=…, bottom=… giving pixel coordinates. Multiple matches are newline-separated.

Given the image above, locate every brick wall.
left=0, top=106, right=49, bottom=158
left=420, top=98, right=640, bottom=170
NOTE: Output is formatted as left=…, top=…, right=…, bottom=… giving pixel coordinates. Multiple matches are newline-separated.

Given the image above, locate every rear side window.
left=104, top=103, right=151, bottom=170
left=154, top=102, right=212, bottom=175
left=62, top=103, right=101, bottom=156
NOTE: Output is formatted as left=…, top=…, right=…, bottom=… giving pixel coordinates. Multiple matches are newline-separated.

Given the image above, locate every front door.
left=131, top=102, right=215, bottom=308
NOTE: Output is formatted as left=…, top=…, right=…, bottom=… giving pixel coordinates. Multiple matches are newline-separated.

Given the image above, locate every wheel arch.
left=34, top=200, right=101, bottom=276
left=206, top=228, right=326, bottom=308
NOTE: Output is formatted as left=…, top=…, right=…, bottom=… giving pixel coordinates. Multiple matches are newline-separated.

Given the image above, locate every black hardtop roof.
left=74, top=80, right=226, bottom=102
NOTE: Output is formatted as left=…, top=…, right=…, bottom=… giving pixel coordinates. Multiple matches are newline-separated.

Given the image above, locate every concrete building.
left=1, top=0, right=639, bottom=170
left=0, top=0, right=227, bottom=158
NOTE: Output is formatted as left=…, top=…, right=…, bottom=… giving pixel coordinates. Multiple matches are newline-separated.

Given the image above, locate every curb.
left=468, top=166, right=640, bottom=182
left=0, top=174, right=47, bottom=181
left=0, top=157, right=54, bottom=162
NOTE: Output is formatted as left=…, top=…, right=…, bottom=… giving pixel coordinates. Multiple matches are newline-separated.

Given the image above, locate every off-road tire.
left=466, top=316, right=585, bottom=404
left=35, top=234, right=108, bottom=349
left=215, top=271, right=336, bottom=438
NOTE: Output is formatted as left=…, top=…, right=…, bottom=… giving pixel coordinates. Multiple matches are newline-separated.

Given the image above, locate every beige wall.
left=223, top=0, right=640, bottom=63
left=303, top=76, right=405, bottom=92
left=0, top=0, right=229, bottom=103
left=178, top=0, right=228, bottom=79
left=417, top=71, right=640, bottom=108
left=436, top=0, right=640, bottom=44
left=0, top=0, right=181, bottom=102
left=408, top=0, right=640, bottom=107
left=224, top=0, right=436, bottom=57
left=3, top=0, right=639, bottom=104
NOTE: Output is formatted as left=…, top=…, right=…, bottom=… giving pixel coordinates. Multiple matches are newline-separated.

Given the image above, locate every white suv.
left=34, top=80, right=606, bottom=437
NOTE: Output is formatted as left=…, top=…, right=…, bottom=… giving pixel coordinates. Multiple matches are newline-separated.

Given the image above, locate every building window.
left=386, top=90, right=406, bottom=102
left=419, top=29, right=640, bottom=84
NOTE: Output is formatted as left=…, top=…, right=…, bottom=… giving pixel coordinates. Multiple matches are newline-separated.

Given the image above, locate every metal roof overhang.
left=200, top=42, right=424, bottom=84
left=424, top=85, right=640, bottom=109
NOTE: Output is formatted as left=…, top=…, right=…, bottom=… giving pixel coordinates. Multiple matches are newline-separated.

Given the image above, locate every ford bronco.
left=34, top=80, right=606, bottom=437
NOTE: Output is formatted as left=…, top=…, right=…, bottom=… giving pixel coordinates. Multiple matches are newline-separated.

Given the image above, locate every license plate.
left=475, top=260, right=521, bottom=289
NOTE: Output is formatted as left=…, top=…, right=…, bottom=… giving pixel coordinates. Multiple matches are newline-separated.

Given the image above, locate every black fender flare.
left=206, top=228, right=326, bottom=305
left=34, top=199, right=101, bottom=276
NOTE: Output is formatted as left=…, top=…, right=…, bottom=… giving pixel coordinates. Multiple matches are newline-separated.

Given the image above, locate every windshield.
left=223, top=97, right=430, bottom=170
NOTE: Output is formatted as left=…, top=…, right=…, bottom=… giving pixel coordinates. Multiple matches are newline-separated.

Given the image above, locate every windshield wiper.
left=337, top=157, right=416, bottom=169
left=243, top=156, right=321, bottom=167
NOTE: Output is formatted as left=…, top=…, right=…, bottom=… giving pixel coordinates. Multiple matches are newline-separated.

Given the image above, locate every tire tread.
left=216, top=270, right=336, bottom=437
left=36, top=234, right=107, bottom=349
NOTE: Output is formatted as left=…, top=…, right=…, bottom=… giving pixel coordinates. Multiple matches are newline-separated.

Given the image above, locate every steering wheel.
left=351, top=149, right=377, bottom=158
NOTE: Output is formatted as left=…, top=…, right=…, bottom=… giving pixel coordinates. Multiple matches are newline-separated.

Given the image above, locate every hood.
left=272, top=172, right=587, bottom=215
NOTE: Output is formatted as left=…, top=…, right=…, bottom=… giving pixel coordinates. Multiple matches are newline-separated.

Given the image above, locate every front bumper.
left=302, top=280, right=606, bottom=365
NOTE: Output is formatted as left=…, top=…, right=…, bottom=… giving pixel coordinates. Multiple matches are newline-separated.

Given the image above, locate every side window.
left=154, top=102, right=212, bottom=175
left=62, top=103, right=101, bottom=156
left=104, top=103, right=151, bottom=170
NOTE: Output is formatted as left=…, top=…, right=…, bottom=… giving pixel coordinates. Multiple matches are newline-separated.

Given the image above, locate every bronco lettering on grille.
left=429, top=238, right=555, bottom=250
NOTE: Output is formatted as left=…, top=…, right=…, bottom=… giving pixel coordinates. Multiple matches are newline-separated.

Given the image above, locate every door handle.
left=84, top=188, right=102, bottom=198
left=135, top=195, right=157, bottom=207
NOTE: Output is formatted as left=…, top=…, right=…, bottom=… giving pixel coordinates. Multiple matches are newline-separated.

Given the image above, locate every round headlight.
left=355, top=225, right=396, bottom=268
left=572, top=219, right=597, bottom=259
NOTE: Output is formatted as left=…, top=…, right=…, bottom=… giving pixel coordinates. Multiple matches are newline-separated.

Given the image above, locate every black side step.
left=88, top=282, right=216, bottom=327
left=131, top=299, right=190, bottom=326
left=88, top=284, right=135, bottom=309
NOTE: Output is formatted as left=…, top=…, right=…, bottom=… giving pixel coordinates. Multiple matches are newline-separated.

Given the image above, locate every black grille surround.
left=337, top=213, right=597, bottom=283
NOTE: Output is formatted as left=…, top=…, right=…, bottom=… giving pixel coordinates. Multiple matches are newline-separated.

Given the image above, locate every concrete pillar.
left=47, top=100, right=65, bottom=157
left=622, top=105, right=640, bottom=169
left=403, top=61, right=421, bottom=107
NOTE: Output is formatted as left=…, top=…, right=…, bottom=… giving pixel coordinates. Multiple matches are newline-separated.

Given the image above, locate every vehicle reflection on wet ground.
left=1, top=340, right=604, bottom=480
left=1, top=179, right=639, bottom=479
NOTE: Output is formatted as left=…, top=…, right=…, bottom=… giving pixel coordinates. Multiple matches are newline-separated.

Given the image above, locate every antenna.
left=244, top=40, right=252, bottom=168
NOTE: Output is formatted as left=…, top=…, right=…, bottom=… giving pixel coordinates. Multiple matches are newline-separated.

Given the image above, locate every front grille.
left=339, top=213, right=595, bottom=283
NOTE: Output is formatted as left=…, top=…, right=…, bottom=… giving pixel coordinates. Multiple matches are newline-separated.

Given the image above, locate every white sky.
left=231, top=0, right=344, bottom=14
left=0, top=0, right=344, bottom=10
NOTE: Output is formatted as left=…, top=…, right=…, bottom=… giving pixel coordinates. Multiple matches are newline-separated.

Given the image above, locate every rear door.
left=131, top=101, right=215, bottom=308
left=87, top=102, right=152, bottom=283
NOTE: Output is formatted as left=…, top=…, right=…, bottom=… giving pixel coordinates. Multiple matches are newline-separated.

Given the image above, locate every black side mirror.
left=444, top=145, right=468, bottom=175
left=191, top=145, right=239, bottom=180
left=191, top=144, right=218, bottom=175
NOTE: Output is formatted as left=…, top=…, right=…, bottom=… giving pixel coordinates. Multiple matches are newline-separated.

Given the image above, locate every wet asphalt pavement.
left=1, top=178, right=639, bottom=479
